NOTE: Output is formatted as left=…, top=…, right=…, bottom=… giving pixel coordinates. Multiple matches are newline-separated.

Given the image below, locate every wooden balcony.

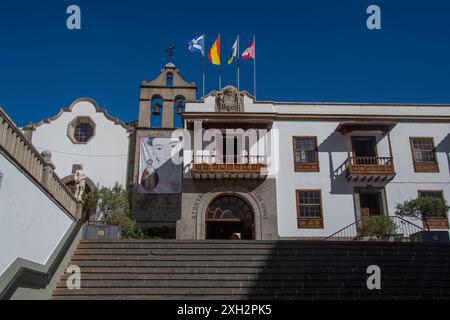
left=192, top=155, right=268, bottom=179
left=345, top=157, right=396, bottom=182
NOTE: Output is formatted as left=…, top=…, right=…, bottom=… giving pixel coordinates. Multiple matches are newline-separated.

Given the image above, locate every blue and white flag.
left=188, top=34, right=205, bottom=56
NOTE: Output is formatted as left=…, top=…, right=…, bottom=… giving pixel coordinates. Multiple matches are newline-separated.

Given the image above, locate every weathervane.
left=165, top=45, right=175, bottom=63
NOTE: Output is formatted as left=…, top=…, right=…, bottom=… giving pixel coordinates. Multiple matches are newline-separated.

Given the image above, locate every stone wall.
left=177, top=178, right=278, bottom=240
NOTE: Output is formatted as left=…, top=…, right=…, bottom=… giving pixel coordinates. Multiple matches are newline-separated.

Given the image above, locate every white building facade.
left=18, top=65, right=450, bottom=240
left=23, top=98, right=131, bottom=191
left=178, top=86, right=450, bottom=240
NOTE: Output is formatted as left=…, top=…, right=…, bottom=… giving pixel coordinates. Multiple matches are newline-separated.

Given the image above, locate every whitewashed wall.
left=30, top=99, right=129, bottom=188
left=0, top=153, right=74, bottom=276
left=275, top=120, right=450, bottom=238
left=186, top=93, right=450, bottom=238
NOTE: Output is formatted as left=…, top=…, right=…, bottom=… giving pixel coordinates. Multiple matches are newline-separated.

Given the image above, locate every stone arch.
left=195, top=189, right=264, bottom=240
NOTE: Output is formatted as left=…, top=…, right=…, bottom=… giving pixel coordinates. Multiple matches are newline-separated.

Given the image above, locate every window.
left=67, top=117, right=96, bottom=144
left=296, top=190, right=324, bottom=228
left=410, top=137, right=439, bottom=172
left=74, top=123, right=94, bottom=143
left=418, top=190, right=448, bottom=229
left=292, top=136, right=319, bottom=172
left=166, top=72, right=174, bottom=87
left=418, top=190, right=444, bottom=199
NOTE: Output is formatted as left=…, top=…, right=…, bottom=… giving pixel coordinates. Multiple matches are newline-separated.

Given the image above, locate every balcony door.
left=222, top=135, right=239, bottom=164
left=354, top=187, right=388, bottom=220
left=359, top=192, right=382, bottom=217
left=351, top=136, right=377, bottom=164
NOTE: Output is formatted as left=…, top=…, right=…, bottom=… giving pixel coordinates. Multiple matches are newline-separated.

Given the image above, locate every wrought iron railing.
left=324, top=216, right=424, bottom=241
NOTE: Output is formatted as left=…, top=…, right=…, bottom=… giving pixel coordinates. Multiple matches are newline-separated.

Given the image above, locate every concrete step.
left=52, top=240, right=450, bottom=300
left=69, top=254, right=449, bottom=263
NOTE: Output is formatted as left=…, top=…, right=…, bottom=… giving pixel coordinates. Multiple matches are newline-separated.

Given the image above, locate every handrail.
left=0, top=108, right=80, bottom=219
left=324, top=215, right=425, bottom=241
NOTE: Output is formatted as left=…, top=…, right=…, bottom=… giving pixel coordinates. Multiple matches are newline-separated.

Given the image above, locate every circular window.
left=67, top=117, right=96, bottom=144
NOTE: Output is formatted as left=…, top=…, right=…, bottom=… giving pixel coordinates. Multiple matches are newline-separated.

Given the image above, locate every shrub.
left=395, top=197, right=449, bottom=230
left=358, top=216, right=397, bottom=238
left=141, top=226, right=176, bottom=239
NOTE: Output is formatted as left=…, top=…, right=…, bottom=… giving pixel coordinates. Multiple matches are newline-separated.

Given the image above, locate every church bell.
left=152, top=103, right=161, bottom=116
left=176, top=102, right=183, bottom=115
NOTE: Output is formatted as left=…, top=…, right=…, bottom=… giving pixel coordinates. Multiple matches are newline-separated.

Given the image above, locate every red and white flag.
left=242, top=41, right=255, bottom=60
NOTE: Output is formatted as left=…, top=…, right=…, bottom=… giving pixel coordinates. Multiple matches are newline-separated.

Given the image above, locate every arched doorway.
left=205, top=195, right=254, bottom=240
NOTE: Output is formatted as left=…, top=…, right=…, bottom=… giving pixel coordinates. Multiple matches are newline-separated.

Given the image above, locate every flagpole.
left=202, top=34, right=205, bottom=98
left=237, top=34, right=240, bottom=90
left=253, top=34, right=256, bottom=100
left=218, top=65, right=222, bottom=90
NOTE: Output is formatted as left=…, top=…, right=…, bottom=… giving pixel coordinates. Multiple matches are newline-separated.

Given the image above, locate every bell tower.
left=138, top=63, right=197, bottom=128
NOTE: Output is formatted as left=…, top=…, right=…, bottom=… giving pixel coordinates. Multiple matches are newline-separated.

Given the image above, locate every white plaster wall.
left=187, top=94, right=450, bottom=118
left=30, top=100, right=129, bottom=188
left=0, top=153, right=74, bottom=276
left=274, top=121, right=356, bottom=238
left=274, top=121, right=450, bottom=238
left=386, top=123, right=450, bottom=227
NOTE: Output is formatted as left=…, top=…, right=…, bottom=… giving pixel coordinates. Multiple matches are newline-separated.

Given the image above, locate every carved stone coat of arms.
left=214, top=86, right=244, bottom=112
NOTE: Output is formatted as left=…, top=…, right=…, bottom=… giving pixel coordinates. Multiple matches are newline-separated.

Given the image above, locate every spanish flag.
left=208, top=34, right=221, bottom=65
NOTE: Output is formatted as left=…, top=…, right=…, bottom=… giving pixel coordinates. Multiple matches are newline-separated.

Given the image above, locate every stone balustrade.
left=0, top=108, right=81, bottom=219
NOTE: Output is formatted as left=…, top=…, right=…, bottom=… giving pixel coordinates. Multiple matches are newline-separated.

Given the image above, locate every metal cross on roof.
left=165, top=45, right=175, bottom=63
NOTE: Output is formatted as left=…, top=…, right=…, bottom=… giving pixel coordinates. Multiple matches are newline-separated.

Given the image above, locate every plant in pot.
left=357, top=216, right=397, bottom=241
left=395, top=197, right=449, bottom=231
left=395, top=196, right=450, bottom=242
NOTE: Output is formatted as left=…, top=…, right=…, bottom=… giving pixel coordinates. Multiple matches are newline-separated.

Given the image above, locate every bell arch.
left=150, top=94, right=163, bottom=128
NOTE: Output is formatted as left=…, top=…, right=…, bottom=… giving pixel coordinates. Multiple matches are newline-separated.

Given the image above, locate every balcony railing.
left=345, top=156, right=395, bottom=181
left=192, top=155, right=267, bottom=179
left=0, top=108, right=80, bottom=219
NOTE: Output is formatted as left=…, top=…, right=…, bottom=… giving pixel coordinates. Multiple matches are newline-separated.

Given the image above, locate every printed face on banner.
left=138, top=137, right=182, bottom=194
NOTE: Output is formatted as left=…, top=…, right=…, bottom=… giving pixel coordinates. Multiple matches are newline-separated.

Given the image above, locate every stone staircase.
left=52, top=240, right=450, bottom=300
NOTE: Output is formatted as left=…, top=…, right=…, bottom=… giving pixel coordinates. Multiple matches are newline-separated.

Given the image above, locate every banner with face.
left=138, top=137, right=183, bottom=194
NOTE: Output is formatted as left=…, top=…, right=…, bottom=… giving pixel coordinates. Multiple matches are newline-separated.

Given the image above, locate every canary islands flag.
left=208, top=34, right=221, bottom=65
left=228, top=38, right=238, bottom=65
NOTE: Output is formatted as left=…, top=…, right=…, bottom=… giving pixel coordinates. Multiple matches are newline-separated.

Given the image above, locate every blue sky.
left=0, top=0, right=449, bottom=126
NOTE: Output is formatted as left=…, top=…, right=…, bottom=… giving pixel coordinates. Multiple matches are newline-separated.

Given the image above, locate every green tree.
left=395, top=197, right=449, bottom=231
left=84, top=184, right=142, bottom=239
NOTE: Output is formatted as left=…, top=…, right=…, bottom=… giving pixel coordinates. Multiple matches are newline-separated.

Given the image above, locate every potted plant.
left=357, top=216, right=397, bottom=241
left=395, top=197, right=450, bottom=242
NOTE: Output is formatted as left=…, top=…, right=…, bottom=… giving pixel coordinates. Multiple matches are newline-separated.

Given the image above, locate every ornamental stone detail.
left=214, top=86, right=244, bottom=113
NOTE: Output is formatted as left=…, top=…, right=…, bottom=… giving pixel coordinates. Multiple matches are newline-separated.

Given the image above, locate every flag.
left=208, top=34, right=221, bottom=65
left=242, top=41, right=255, bottom=60
left=228, top=38, right=238, bottom=65
left=188, top=34, right=204, bottom=56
